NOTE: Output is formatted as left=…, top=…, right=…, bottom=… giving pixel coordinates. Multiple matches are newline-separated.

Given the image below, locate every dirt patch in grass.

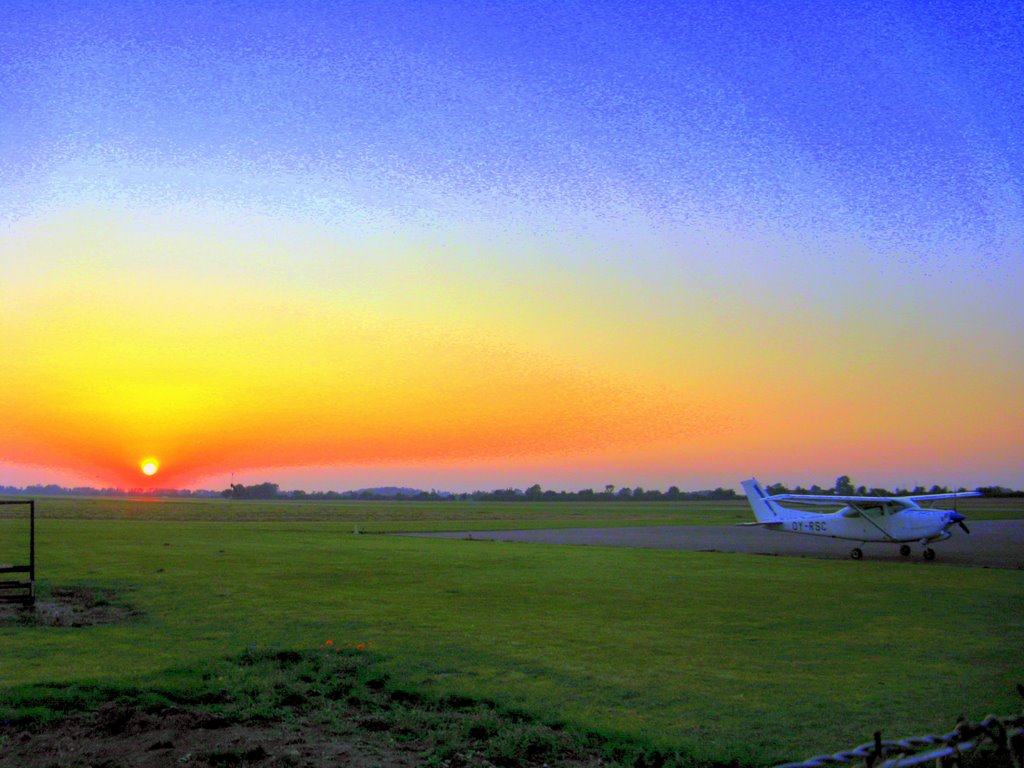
left=0, top=585, right=141, bottom=628
left=0, top=704, right=615, bottom=768
left=0, top=648, right=683, bottom=768
left=0, top=705, right=429, bottom=768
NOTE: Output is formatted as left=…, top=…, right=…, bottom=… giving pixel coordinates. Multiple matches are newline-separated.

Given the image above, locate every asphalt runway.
left=406, top=520, right=1024, bottom=569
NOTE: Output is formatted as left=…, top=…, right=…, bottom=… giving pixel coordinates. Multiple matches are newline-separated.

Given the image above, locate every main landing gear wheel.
left=850, top=547, right=863, bottom=560
left=923, top=548, right=936, bottom=561
left=899, top=545, right=912, bottom=557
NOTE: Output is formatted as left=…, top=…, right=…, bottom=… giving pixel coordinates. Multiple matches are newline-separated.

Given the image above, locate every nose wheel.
left=923, top=547, right=936, bottom=561
left=899, top=545, right=911, bottom=557
left=850, top=547, right=863, bottom=560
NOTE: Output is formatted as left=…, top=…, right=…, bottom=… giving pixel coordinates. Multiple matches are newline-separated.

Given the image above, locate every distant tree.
left=834, top=476, right=855, bottom=496
left=225, top=482, right=279, bottom=499
left=616, top=487, right=632, bottom=498
left=253, top=482, right=279, bottom=499
left=525, top=483, right=543, bottom=500
left=665, top=486, right=681, bottom=500
left=605, top=484, right=615, bottom=494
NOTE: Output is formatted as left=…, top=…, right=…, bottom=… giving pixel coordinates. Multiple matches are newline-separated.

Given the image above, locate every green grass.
left=2, top=495, right=1019, bottom=530
left=1, top=646, right=684, bottom=767
left=1, top=496, right=759, bottom=530
left=1, top=514, right=1021, bottom=765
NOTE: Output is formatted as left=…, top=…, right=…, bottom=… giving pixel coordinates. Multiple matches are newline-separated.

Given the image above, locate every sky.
left=1, top=1, right=1021, bottom=493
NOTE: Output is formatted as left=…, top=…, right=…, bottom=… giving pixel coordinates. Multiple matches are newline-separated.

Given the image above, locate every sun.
left=140, top=459, right=159, bottom=476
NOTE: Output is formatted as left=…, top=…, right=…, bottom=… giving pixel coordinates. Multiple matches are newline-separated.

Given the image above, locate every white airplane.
left=740, top=478, right=980, bottom=561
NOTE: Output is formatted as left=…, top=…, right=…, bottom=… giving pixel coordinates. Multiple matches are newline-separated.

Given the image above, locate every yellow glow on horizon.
left=1, top=260, right=711, bottom=486
left=1, top=206, right=1020, bottom=489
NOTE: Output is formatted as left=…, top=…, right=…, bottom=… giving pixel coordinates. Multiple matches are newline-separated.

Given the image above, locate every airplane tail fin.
left=742, top=478, right=787, bottom=523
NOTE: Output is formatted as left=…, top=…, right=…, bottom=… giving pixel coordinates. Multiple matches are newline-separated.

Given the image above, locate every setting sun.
left=141, top=460, right=159, bottom=476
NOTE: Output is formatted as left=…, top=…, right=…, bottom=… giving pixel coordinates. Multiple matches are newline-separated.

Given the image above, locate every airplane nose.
left=947, top=511, right=970, bottom=534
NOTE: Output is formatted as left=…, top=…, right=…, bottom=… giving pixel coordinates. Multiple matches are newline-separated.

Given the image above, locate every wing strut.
left=856, top=508, right=896, bottom=542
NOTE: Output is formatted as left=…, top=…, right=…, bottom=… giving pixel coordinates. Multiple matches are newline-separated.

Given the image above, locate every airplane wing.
left=766, top=490, right=981, bottom=513
left=906, top=491, right=982, bottom=503
left=766, top=493, right=895, bottom=508
left=766, top=494, right=937, bottom=520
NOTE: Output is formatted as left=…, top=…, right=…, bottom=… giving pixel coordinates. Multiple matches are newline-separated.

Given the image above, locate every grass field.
left=1, top=498, right=1022, bottom=765
left=4, top=495, right=1021, bottom=529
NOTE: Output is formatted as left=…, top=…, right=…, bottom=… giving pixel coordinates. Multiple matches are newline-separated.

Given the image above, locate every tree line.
left=218, top=476, right=1022, bottom=502
left=3, top=477, right=1020, bottom=500
left=0, top=484, right=221, bottom=498
left=218, top=482, right=744, bottom=501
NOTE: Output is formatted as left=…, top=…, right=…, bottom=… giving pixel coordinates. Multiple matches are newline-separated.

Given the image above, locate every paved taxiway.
left=406, top=520, right=1024, bottom=569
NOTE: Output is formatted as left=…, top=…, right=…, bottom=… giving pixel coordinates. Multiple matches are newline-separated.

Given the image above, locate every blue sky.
left=2, top=1, right=1021, bottom=490
left=6, top=1, right=1021, bottom=249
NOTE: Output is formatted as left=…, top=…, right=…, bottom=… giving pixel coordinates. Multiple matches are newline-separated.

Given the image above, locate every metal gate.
left=0, top=499, right=35, bottom=605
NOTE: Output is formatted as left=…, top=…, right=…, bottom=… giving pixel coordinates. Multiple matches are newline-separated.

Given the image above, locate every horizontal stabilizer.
left=737, top=521, right=783, bottom=527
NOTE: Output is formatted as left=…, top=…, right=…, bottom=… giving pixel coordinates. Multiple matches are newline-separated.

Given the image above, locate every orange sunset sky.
left=2, top=3, right=1022, bottom=492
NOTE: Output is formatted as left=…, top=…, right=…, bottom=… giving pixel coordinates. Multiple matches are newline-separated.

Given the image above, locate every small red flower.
left=356, top=643, right=365, bottom=650
left=325, top=640, right=334, bottom=646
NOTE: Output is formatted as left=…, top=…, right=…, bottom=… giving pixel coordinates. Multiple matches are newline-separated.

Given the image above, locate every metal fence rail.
left=777, top=710, right=1024, bottom=768
left=0, top=499, right=34, bottom=605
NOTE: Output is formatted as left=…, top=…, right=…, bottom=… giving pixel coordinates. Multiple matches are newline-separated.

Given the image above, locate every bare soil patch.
left=0, top=649, right=638, bottom=768
left=0, top=585, right=141, bottom=628
left=0, top=704, right=433, bottom=768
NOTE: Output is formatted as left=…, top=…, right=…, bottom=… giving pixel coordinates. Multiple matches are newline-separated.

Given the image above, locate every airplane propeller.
left=949, top=511, right=970, bottom=534
left=951, top=488, right=969, bottom=533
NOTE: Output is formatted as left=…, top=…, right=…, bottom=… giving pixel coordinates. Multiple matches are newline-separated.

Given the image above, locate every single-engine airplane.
left=740, top=478, right=980, bottom=561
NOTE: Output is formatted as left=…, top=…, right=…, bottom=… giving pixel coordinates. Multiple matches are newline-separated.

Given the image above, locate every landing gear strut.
left=923, top=547, right=936, bottom=561
left=850, top=547, right=863, bottom=560
left=899, top=544, right=911, bottom=557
